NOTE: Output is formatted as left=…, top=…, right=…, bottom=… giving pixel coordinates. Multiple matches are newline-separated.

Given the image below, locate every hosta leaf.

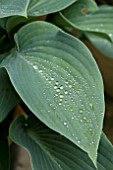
left=0, top=21, right=104, bottom=166
left=9, top=115, right=113, bottom=170
left=60, top=1, right=113, bottom=41
left=27, top=0, right=77, bottom=17
left=0, top=0, right=77, bottom=18
left=0, top=126, right=10, bottom=170
left=0, top=56, right=20, bottom=121
left=85, top=32, right=113, bottom=58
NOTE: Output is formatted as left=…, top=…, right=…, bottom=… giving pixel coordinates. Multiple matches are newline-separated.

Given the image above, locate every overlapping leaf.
left=60, top=0, right=113, bottom=41
left=0, top=55, right=20, bottom=121
left=9, top=115, right=113, bottom=170
left=0, top=21, right=105, bottom=166
left=0, top=0, right=77, bottom=18
left=85, top=32, right=113, bottom=58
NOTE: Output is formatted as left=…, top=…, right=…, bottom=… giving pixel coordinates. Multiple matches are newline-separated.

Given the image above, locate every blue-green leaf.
left=9, top=115, right=113, bottom=170
left=0, top=0, right=77, bottom=18
left=0, top=21, right=104, bottom=166
left=60, top=1, right=113, bottom=42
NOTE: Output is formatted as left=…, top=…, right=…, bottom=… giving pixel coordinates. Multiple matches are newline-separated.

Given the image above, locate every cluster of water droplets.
left=24, top=54, right=102, bottom=146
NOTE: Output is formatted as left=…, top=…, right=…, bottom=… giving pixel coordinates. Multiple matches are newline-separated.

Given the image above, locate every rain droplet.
left=64, top=122, right=67, bottom=125
left=109, top=33, right=112, bottom=37
left=89, top=103, right=93, bottom=107
left=60, top=85, right=64, bottom=90
left=60, top=95, right=64, bottom=98
left=64, top=91, right=68, bottom=95
left=33, top=65, right=38, bottom=70
left=83, top=117, right=87, bottom=120
left=56, top=89, right=60, bottom=92
left=59, top=103, right=62, bottom=106
left=55, top=81, right=59, bottom=85
left=69, top=85, right=72, bottom=88
left=54, top=86, right=57, bottom=89
left=39, top=70, right=43, bottom=73
left=79, top=109, right=83, bottom=114
left=77, top=140, right=81, bottom=144
left=51, top=77, right=54, bottom=81
left=65, top=81, right=69, bottom=84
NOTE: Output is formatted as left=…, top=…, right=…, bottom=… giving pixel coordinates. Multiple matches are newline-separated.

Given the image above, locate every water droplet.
left=89, top=128, right=93, bottom=132
left=54, top=86, right=57, bottom=89
left=79, top=109, right=83, bottom=114
left=65, top=81, right=69, bottom=84
left=60, top=95, right=64, bottom=98
left=89, top=103, right=93, bottom=107
left=55, top=81, right=59, bottom=85
left=77, top=140, right=81, bottom=144
left=69, top=85, right=72, bottom=88
left=51, top=77, right=54, bottom=81
left=39, top=70, right=43, bottom=73
left=56, top=89, right=60, bottom=92
left=109, top=33, right=112, bottom=37
left=83, top=117, right=87, bottom=120
left=55, top=94, right=58, bottom=97
left=59, top=103, right=62, bottom=106
left=60, top=85, right=64, bottom=90
left=64, top=122, right=67, bottom=125
left=33, top=65, right=38, bottom=70
left=64, top=91, right=68, bottom=95
left=90, top=141, right=94, bottom=145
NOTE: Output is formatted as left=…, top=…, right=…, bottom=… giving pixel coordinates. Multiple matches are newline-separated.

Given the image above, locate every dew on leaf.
left=56, top=89, right=60, bottom=93
left=33, top=65, right=38, bottom=70
left=63, top=122, right=67, bottom=125
left=51, top=77, right=54, bottom=81
left=109, top=33, right=112, bottom=37
left=55, top=81, right=59, bottom=85
left=79, top=109, right=83, bottom=114
left=60, top=95, right=64, bottom=98
left=69, top=85, right=72, bottom=88
left=77, top=140, right=81, bottom=144
left=39, top=70, right=43, bottom=73
left=60, top=85, right=64, bottom=90
left=54, top=86, right=57, bottom=89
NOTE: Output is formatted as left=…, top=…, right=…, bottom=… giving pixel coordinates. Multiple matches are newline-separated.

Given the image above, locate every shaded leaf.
left=84, top=32, right=113, bottom=58
left=0, top=0, right=77, bottom=18
left=60, top=1, right=113, bottom=41
left=9, top=115, right=113, bottom=170
left=0, top=56, right=20, bottom=121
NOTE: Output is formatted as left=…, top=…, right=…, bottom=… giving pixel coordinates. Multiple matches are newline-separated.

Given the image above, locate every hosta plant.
left=0, top=0, right=113, bottom=170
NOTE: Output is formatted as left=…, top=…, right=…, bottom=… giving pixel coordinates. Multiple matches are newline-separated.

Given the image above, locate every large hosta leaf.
left=0, top=21, right=104, bottom=166
left=0, top=0, right=77, bottom=18
left=0, top=55, right=20, bottom=121
left=60, top=0, right=113, bottom=41
left=9, top=115, right=113, bottom=170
